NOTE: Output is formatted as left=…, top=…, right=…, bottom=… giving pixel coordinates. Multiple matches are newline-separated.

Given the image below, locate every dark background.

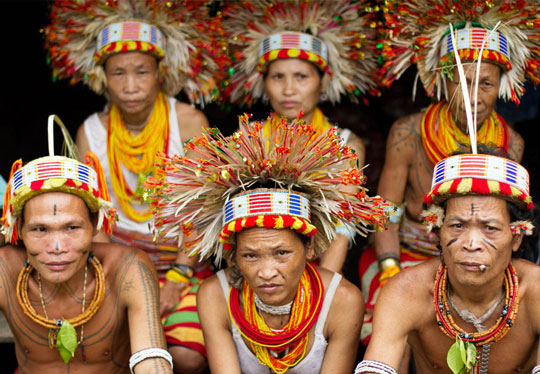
left=0, top=1, right=539, bottom=371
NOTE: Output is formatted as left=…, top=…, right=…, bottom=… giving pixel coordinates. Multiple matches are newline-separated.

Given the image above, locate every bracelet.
left=165, top=269, right=189, bottom=284
left=129, top=348, right=173, bottom=373
left=378, top=257, right=400, bottom=273
left=172, top=263, right=194, bottom=278
left=532, top=366, right=540, bottom=374
left=355, top=360, right=397, bottom=374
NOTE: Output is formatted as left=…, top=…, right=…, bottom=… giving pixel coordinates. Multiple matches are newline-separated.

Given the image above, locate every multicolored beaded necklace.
left=434, top=264, right=519, bottom=373
left=228, top=262, right=324, bottom=374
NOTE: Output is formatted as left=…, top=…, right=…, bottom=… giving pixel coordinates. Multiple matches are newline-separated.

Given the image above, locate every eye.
left=67, top=225, right=80, bottom=231
left=137, top=70, right=149, bottom=75
left=297, top=74, right=308, bottom=79
left=242, top=253, right=256, bottom=259
left=277, top=250, right=289, bottom=256
left=271, top=73, right=283, bottom=80
left=450, top=223, right=463, bottom=229
left=32, top=226, right=46, bottom=233
left=485, top=225, right=498, bottom=232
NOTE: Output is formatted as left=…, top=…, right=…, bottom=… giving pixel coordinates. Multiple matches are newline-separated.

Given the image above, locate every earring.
left=262, top=93, right=269, bottom=105
left=320, top=92, right=328, bottom=101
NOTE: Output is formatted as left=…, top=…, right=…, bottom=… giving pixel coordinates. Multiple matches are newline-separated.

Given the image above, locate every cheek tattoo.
left=482, top=239, right=497, bottom=250
left=446, top=238, right=458, bottom=247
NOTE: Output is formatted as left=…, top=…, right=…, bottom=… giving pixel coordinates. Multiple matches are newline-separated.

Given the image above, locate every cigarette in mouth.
left=479, top=265, right=486, bottom=272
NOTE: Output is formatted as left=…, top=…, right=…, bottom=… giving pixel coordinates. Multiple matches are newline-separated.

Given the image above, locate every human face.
left=440, top=195, right=522, bottom=287
left=446, top=62, right=501, bottom=131
left=235, top=227, right=314, bottom=306
left=20, top=192, right=96, bottom=284
left=104, top=51, right=161, bottom=124
left=263, top=59, right=323, bottom=124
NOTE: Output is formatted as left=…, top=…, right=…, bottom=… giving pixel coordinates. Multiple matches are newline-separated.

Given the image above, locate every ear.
left=320, top=73, right=330, bottom=93
left=91, top=212, right=100, bottom=237
left=511, top=232, right=524, bottom=253
left=305, top=237, right=315, bottom=261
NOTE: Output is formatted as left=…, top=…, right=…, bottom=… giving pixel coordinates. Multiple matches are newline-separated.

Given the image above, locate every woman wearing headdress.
left=147, top=115, right=389, bottom=374
left=44, top=1, right=229, bottom=371
left=222, top=0, right=380, bottom=273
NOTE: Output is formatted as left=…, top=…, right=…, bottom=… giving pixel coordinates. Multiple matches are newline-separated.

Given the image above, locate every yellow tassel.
left=487, top=180, right=500, bottom=194
left=456, top=178, right=472, bottom=194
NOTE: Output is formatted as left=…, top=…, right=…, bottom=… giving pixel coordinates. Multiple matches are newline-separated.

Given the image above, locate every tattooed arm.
left=373, top=115, right=418, bottom=264
left=121, top=249, right=172, bottom=374
left=507, top=126, right=524, bottom=162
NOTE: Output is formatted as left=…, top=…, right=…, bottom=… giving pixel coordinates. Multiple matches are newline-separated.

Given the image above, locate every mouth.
left=258, top=283, right=282, bottom=294
left=279, top=101, right=300, bottom=109
left=459, top=262, right=485, bottom=272
left=44, top=261, right=74, bottom=272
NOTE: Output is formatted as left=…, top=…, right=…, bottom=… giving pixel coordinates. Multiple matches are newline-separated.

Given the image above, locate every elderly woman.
left=148, top=115, right=389, bottom=373
left=222, top=0, right=380, bottom=273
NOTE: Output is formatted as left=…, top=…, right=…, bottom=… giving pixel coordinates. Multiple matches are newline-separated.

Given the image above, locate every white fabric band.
left=129, top=348, right=173, bottom=373
left=259, top=31, right=328, bottom=61
left=532, top=365, right=540, bottom=374
left=355, top=360, right=398, bottom=374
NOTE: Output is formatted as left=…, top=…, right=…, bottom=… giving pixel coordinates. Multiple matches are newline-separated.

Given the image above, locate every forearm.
left=134, top=356, right=173, bottom=374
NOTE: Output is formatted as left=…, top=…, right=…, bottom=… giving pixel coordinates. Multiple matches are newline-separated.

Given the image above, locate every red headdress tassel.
left=2, top=159, right=23, bottom=243
left=85, top=151, right=114, bottom=234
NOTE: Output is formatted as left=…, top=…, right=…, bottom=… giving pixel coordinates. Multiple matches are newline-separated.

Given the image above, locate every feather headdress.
left=146, top=114, right=389, bottom=263
left=380, top=0, right=540, bottom=104
left=222, top=0, right=379, bottom=106
left=44, top=0, right=230, bottom=105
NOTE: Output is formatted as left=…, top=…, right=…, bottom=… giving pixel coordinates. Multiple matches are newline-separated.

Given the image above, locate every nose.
left=124, top=73, right=138, bottom=94
left=46, top=234, right=68, bottom=254
left=462, top=229, right=483, bottom=252
left=282, top=76, right=295, bottom=96
left=257, top=261, right=279, bottom=281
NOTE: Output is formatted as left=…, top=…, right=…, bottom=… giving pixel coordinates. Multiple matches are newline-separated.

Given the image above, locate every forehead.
left=236, top=227, right=305, bottom=250
left=460, top=61, right=501, bottom=80
left=266, top=58, right=320, bottom=74
left=104, top=51, right=157, bottom=70
left=445, top=195, right=509, bottom=219
left=23, top=192, right=90, bottom=219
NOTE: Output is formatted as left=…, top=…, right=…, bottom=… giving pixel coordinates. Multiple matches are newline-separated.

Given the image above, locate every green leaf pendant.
left=56, top=320, right=78, bottom=364
left=447, top=336, right=477, bottom=374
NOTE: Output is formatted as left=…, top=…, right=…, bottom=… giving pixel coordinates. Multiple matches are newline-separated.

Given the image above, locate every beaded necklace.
left=421, top=101, right=509, bottom=166
left=434, top=264, right=519, bottom=373
left=107, top=91, right=170, bottom=222
left=16, top=254, right=106, bottom=363
left=228, top=262, right=324, bottom=374
left=254, top=293, right=294, bottom=315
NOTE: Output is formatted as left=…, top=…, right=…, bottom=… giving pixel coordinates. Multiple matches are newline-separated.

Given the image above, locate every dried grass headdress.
left=146, top=114, right=389, bottom=263
left=44, top=0, right=230, bottom=105
left=222, top=0, right=379, bottom=106
left=1, top=115, right=116, bottom=243
left=379, top=0, right=540, bottom=104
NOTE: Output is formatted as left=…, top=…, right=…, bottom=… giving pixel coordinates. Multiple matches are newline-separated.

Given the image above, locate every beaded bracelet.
left=129, top=347, right=173, bottom=373
left=355, top=360, right=397, bottom=374
left=532, top=365, right=540, bottom=374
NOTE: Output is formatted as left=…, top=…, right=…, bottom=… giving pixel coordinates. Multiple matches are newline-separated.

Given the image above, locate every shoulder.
left=174, top=101, right=208, bottom=141
left=198, top=272, right=227, bottom=302
left=91, top=242, right=154, bottom=281
left=318, top=267, right=363, bottom=312
left=344, top=131, right=365, bottom=155
left=0, top=245, right=26, bottom=276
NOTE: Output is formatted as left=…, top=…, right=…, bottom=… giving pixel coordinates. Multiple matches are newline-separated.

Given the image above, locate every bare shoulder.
left=384, top=111, right=424, bottom=159
left=318, top=267, right=363, bottom=309
left=507, top=125, right=525, bottom=162
left=344, top=131, right=366, bottom=166
left=91, top=242, right=154, bottom=280
left=198, top=273, right=226, bottom=303
left=515, top=259, right=540, bottom=297
left=0, top=245, right=26, bottom=276
left=381, top=259, right=437, bottom=310
left=175, top=101, right=208, bottom=142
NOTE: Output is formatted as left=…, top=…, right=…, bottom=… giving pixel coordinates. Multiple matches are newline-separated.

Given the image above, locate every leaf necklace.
left=16, top=253, right=106, bottom=364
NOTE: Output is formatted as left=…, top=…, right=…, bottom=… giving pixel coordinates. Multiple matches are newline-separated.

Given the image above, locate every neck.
left=121, top=109, right=153, bottom=129
left=447, top=269, right=506, bottom=314
left=37, top=261, right=90, bottom=300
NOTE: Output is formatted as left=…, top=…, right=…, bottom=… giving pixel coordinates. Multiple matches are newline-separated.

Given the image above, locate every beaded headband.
left=219, top=189, right=316, bottom=250
left=94, top=21, right=165, bottom=63
left=1, top=116, right=115, bottom=243
left=424, top=154, right=532, bottom=210
left=439, top=27, right=511, bottom=71
left=257, top=32, right=329, bottom=74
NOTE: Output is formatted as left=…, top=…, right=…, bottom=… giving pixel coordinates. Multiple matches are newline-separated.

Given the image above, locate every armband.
left=378, top=256, right=401, bottom=287
left=355, top=360, right=397, bottom=374
left=384, top=201, right=403, bottom=224
left=532, top=366, right=540, bottom=374
left=165, top=269, right=189, bottom=284
left=335, top=220, right=356, bottom=249
left=129, top=348, right=173, bottom=373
